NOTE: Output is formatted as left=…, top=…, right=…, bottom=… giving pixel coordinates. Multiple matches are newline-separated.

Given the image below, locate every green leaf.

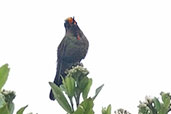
left=0, top=90, right=15, bottom=114
left=92, top=84, right=104, bottom=100
left=138, top=106, right=152, bottom=114
left=82, top=78, right=92, bottom=100
left=73, top=106, right=84, bottom=114
left=0, top=93, right=6, bottom=108
left=79, top=77, right=89, bottom=91
left=8, top=102, right=14, bottom=114
left=49, top=82, right=72, bottom=113
left=0, top=64, right=10, bottom=90
left=16, top=105, right=28, bottom=114
left=0, top=94, right=9, bottom=114
left=158, top=104, right=168, bottom=114
left=0, top=104, right=10, bottom=114
left=161, top=92, right=170, bottom=108
left=63, top=76, right=75, bottom=98
left=153, top=97, right=161, bottom=112
left=74, top=98, right=94, bottom=114
left=102, top=105, right=111, bottom=114
left=106, top=105, right=111, bottom=114
left=102, top=108, right=106, bottom=114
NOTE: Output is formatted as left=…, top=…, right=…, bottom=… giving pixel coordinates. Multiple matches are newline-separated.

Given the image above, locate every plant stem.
left=69, top=97, right=74, bottom=111
left=76, top=94, right=80, bottom=107
left=74, top=93, right=80, bottom=108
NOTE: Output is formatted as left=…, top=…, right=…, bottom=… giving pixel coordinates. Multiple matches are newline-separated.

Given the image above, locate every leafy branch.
left=0, top=64, right=29, bottom=114
left=1, top=63, right=171, bottom=114
left=49, top=65, right=104, bottom=114
left=138, top=92, right=171, bottom=114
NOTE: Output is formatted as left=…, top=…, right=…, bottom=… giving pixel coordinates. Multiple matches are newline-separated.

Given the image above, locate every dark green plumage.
left=50, top=17, right=89, bottom=100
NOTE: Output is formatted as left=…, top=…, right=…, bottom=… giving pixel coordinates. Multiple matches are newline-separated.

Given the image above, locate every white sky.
left=0, top=0, right=171, bottom=114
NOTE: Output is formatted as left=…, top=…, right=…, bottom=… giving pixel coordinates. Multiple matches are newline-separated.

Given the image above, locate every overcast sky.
left=0, top=0, right=171, bottom=114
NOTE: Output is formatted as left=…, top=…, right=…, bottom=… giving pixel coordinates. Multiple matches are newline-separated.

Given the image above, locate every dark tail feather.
left=49, top=89, right=55, bottom=100
left=49, top=70, right=62, bottom=100
left=49, top=61, right=75, bottom=100
left=49, top=60, right=64, bottom=100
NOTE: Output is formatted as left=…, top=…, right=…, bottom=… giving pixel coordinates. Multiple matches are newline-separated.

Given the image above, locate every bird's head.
left=64, top=17, right=78, bottom=31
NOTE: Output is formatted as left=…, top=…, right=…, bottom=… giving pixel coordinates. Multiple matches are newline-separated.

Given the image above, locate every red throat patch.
left=77, top=34, right=80, bottom=40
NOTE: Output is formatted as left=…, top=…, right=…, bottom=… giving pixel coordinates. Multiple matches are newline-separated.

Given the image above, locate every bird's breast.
left=62, top=36, right=88, bottom=62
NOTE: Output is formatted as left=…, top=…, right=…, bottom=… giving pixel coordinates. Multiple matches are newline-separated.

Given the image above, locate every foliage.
left=1, top=63, right=171, bottom=114
left=49, top=65, right=104, bottom=114
left=102, top=104, right=111, bottom=114
left=0, top=64, right=10, bottom=91
left=73, top=98, right=94, bottom=114
left=138, top=92, right=171, bottom=114
left=17, top=105, right=28, bottom=114
left=0, top=64, right=28, bottom=114
left=114, top=109, right=131, bottom=114
left=50, top=64, right=171, bottom=114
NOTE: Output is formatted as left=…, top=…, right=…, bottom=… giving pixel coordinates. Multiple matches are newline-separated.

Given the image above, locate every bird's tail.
left=49, top=70, right=63, bottom=100
left=49, top=89, right=55, bottom=100
left=49, top=60, right=63, bottom=100
left=49, top=60, right=73, bottom=100
left=49, top=60, right=81, bottom=100
left=49, top=72, right=62, bottom=100
left=49, top=89, right=54, bottom=100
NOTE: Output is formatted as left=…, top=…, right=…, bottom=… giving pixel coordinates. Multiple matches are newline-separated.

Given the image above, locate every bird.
left=50, top=17, right=89, bottom=100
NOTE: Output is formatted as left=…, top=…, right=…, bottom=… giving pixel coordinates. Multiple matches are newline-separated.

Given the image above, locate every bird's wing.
left=57, top=37, right=67, bottom=60
left=53, top=37, right=67, bottom=85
